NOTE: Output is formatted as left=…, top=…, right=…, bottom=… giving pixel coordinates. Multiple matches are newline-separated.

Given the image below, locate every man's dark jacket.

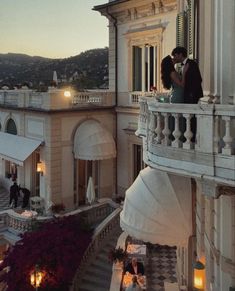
left=184, top=59, right=203, bottom=104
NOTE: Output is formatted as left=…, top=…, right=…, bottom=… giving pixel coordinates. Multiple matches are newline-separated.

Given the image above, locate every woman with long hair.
left=161, top=55, right=188, bottom=103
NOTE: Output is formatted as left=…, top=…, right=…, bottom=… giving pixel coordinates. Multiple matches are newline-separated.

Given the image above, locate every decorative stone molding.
left=217, top=186, right=235, bottom=197
left=108, top=0, right=176, bottom=24
left=221, top=255, right=235, bottom=276
left=201, top=180, right=218, bottom=198
left=201, top=183, right=235, bottom=199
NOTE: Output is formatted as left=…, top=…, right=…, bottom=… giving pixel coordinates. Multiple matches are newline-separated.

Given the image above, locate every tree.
left=0, top=215, right=92, bottom=291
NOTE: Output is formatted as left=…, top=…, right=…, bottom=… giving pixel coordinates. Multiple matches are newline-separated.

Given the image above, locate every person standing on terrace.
left=161, top=55, right=189, bottom=104
left=171, top=46, right=203, bottom=104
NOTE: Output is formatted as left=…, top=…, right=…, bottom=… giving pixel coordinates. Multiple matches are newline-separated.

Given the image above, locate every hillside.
left=0, top=48, right=108, bottom=90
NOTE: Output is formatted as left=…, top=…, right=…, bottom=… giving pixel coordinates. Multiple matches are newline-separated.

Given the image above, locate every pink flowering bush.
left=0, top=215, right=92, bottom=291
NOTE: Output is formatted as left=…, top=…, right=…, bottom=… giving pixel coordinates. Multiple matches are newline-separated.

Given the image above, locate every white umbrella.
left=86, top=176, right=96, bottom=204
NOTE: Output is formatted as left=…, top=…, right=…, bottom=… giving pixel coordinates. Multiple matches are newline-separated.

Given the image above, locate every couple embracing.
left=161, top=46, right=203, bottom=104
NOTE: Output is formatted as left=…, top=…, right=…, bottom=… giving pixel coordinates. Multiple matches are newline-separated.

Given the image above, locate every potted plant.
left=108, top=247, right=128, bottom=265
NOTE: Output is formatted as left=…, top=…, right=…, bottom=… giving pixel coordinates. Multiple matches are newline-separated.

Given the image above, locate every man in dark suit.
left=19, top=186, right=31, bottom=208
left=125, top=257, right=145, bottom=275
left=171, top=46, right=203, bottom=104
left=9, top=182, right=19, bottom=208
left=171, top=47, right=203, bottom=142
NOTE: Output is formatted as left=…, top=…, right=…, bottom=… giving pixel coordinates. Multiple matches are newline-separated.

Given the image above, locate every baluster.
left=172, top=113, right=183, bottom=148
left=213, top=115, right=221, bottom=153
left=183, top=114, right=193, bottom=149
left=154, top=112, right=163, bottom=144
left=149, top=112, right=156, bottom=142
left=162, top=113, right=171, bottom=146
left=222, top=116, right=233, bottom=155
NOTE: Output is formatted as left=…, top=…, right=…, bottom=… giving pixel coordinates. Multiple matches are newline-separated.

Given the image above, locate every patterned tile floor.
left=128, top=238, right=178, bottom=291
left=146, top=244, right=177, bottom=291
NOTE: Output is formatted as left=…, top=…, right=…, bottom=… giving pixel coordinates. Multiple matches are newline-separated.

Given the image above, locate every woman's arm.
left=170, top=64, right=189, bottom=87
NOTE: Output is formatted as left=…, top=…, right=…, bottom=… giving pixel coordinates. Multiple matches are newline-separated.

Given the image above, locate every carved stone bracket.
left=201, top=182, right=235, bottom=199
left=201, top=180, right=218, bottom=198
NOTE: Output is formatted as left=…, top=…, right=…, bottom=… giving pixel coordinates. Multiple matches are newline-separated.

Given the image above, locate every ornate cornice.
left=106, top=0, right=177, bottom=24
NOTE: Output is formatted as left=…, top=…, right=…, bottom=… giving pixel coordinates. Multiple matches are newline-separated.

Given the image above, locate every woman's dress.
left=169, top=78, right=184, bottom=140
left=171, top=80, right=184, bottom=103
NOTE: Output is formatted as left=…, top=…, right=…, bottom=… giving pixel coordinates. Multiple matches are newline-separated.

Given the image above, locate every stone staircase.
left=78, top=226, right=122, bottom=291
left=0, top=186, right=9, bottom=211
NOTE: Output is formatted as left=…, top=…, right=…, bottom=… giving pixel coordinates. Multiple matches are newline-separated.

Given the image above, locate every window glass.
left=5, top=118, right=17, bottom=135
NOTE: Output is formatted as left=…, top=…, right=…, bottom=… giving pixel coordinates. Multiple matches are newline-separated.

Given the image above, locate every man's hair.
left=171, top=46, right=187, bottom=57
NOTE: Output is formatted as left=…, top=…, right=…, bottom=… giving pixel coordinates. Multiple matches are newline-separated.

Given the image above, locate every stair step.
left=84, top=268, right=111, bottom=279
left=81, top=275, right=111, bottom=288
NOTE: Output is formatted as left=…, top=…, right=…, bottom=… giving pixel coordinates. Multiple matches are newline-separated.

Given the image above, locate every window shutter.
left=187, top=0, right=194, bottom=58
left=176, top=12, right=187, bottom=48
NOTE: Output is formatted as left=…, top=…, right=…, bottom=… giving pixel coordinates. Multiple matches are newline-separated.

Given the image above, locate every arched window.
left=5, top=118, right=17, bottom=135
left=4, top=118, right=18, bottom=179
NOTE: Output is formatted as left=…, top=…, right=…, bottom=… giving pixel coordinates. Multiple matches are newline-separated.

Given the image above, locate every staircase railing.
left=0, top=210, right=35, bottom=233
left=70, top=207, right=121, bottom=291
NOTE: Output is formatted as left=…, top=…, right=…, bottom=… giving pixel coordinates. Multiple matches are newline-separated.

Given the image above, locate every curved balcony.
left=136, top=97, right=235, bottom=186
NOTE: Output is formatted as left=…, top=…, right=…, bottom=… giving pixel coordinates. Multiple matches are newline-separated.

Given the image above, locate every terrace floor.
left=146, top=244, right=177, bottom=291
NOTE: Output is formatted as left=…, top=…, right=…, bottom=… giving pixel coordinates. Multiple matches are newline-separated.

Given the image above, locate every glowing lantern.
left=193, top=260, right=205, bottom=290
left=30, top=265, right=43, bottom=290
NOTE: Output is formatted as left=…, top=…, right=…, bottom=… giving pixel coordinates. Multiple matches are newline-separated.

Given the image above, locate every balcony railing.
left=0, top=89, right=115, bottom=110
left=137, top=97, right=235, bottom=184
left=129, top=91, right=169, bottom=107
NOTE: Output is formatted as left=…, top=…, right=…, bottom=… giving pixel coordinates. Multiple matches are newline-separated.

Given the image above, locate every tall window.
left=5, top=118, right=17, bottom=179
left=5, top=161, right=17, bottom=180
left=176, top=0, right=200, bottom=60
left=133, top=144, right=145, bottom=181
left=74, top=159, right=99, bottom=205
left=132, top=45, right=157, bottom=92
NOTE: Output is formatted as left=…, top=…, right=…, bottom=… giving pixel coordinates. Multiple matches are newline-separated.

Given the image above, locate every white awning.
left=0, top=132, right=43, bottom=166
left=73, top=120, right=116, bottom=160
left=120, top=167, right=192, bottom=247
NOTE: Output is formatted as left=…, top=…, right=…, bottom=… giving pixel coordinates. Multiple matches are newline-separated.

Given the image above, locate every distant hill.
left=0, top=48, right=108, bottom=90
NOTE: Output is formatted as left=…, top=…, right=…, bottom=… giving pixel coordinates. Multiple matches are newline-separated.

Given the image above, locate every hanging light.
left=193, top=260, right=205, bottom=290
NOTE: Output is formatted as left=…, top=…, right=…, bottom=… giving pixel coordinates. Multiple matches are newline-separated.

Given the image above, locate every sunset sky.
left=0, top=0, right=108, bottom=59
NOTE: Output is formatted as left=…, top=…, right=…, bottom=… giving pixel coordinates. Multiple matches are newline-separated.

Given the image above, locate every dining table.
left=122, top=272, right=146, bottom=290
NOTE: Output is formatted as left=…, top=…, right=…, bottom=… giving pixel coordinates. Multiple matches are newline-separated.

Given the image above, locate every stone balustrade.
left=0, top=199, right=119, bottom=243
left=71, top=208, right=121, bottom=291
left=129, top=91, right=170, bottom=107
left=0, top=89, right=115, bottom=110
left=0, top=210, right=35, bottom=233
left=137, top=97, right=235, bottom=184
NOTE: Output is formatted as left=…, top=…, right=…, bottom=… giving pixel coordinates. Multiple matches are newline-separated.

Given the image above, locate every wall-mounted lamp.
left=36, top=162, right=43, bottom=176
left=193, top=260, right=205, bottom=290
left=64, top=90, right=71, bottom=97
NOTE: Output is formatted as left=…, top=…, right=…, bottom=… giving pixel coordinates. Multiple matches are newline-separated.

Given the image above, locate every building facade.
left=95, top=0, right=235, bottom=290
left=0, top=89, right=116, bottom=210
left=0, top=0, right=234, bottom=290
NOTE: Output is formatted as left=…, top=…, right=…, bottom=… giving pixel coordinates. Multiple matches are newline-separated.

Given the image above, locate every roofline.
left=93, top=0, right=131, bottom=11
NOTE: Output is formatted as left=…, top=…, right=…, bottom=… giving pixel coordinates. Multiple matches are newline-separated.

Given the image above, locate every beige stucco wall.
left=0, top=107, right=116, bottom=210
left=195, top=181, right=235, bottom=291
